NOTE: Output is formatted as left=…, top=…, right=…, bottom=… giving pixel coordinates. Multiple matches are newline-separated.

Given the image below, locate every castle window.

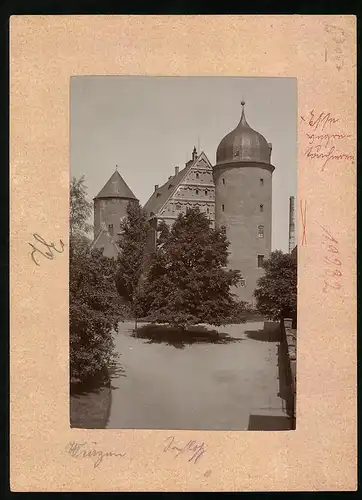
left=222, top=204, right=225, bottom=212
left=240, top=278, right=246, bottom=287
left=222, top=178, right=225, bottom=185
left=260, top=204, right=264, bottom=212
left=196, top=173, right=199, bottom=179
left=207, top=207, right=210, bottom=214
left=257, top=255, right=264, bottom=268
left=258, top=225, right=264, bottom=238
left=196, top=189, right=199, bottom=195
left=176, top=203, right=181, bottom=211
left=260, top=178, right=264, bottom=186
left=205, top=190, right=208, bottom=196
left=108, top=224, right=114, bottom=235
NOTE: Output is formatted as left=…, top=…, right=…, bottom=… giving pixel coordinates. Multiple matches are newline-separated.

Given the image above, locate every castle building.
left=91, top=169, right=138, bottom=259
left=213, top=101, right=275, bottom=302
left=144, top=147, right=215, bottom=230
left=92, top=101, right=275, bottom=303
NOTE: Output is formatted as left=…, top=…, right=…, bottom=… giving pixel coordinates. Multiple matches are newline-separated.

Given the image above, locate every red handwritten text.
left=318, top=224, right=342, bottom=293
left=301, top=110, right=354, bottom=171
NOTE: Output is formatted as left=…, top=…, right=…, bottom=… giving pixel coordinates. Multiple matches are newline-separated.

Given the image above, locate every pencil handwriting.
left=29, top=233, right=65, bottom=266
left=65, top=441, right=126, bottom=468
left=163, top=435, right=207, bottom=465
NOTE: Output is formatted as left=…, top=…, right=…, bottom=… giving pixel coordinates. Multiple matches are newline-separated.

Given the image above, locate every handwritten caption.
left=65, top=437, right=212, bottom=477
left=65, top=441, right=126, bottom=468
left=317, top=223, right=342, bottom=293
left=325, top=24, right=346, bottom=71
left=29, top=233, right=65, bottom=266
left=301, top=110, right=354, bottom=171
left=163, top=435, right=212, bottom=477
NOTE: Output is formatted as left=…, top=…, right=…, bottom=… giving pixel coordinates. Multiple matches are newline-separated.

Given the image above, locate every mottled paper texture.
left=10, top=15, right=356, bottom=491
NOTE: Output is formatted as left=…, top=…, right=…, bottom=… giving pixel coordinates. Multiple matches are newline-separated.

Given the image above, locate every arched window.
left=176, top=203, right=181, bottom=211
left=196, top=173, right=199, bottom=179
left=258, top=225, right=264, bottom=238
left=108, top=224, right=114, bottom=236
left=240, top=278, right=246, bottom=287
left=260, top=178, right=264, bottom=186
left=205, top=190, right=208, bottom=196
left=222, top=178, right=225, bottom=185
left=222, top=204, right=225, bottom=212
left=196, top=189, right=199, bottom=195
left=260, top=204, right=264, bottom=212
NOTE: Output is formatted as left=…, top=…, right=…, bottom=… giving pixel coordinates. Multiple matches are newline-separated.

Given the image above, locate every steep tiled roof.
left=95, top=170, right=137, bottom=200
left=91, top=225, right=121, bottom=255
left=143, top=159, right=196, bottom=216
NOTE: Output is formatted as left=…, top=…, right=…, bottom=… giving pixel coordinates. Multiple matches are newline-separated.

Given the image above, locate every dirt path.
left=106, top=321, right=286, bottom=430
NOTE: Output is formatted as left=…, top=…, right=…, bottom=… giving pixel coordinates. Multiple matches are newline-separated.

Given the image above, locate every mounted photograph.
left=69, top=76, right=297, bottom=431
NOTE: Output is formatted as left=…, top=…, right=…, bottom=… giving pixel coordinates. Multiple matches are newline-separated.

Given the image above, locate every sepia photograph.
left=69, top=75, right=297, bottom=431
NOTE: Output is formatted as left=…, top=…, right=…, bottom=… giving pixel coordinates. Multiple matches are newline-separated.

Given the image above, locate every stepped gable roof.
left=94, top=170, right=137, bottom=200
left=143, top=151, right=206, bottom=217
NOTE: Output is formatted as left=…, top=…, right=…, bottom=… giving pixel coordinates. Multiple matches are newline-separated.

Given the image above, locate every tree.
left=115, top=200, right=151, bottom=327
left=70, top=242, right=121, bottom=383
left=70, top=176, right=93, bottom=239
left=140, top=207, right=242, bottom=328
left=69, top=176, right=122, bottom=384
left=253, top=250, right=297, bottom=323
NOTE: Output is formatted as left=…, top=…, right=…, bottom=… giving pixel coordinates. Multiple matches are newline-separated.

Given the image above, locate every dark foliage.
left=70, top=236, right=122, bottom=384
left=115, top=200, right=150, bottom=319
left=140, top=207, right=243, bottom=328
left=69, top=177, right=123, bottom=384
left=253, top=250, right=297, bottom=322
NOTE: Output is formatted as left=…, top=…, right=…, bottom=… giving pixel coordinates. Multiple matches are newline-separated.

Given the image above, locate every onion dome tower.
left=213, top=101, right=275, bottom=303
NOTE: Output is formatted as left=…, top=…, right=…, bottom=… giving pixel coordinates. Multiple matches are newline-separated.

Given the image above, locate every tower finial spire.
left=115, top=165, right=119, bottom=171
left=239, top=100, right=248, bottom=125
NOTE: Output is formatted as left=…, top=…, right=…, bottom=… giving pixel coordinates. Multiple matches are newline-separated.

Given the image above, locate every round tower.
left=213, top=102, right=275, bottom=303
left=93, top=168, right=137, bottom=242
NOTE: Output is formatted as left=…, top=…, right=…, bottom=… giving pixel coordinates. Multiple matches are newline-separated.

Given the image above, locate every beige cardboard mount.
left=10, top=15, right=356, bottom=492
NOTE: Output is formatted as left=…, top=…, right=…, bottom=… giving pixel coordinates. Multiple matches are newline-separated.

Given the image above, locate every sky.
left=70, top=76, right=297, bottom=252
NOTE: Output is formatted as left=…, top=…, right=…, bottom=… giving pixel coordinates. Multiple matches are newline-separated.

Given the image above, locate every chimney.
left=154, top=184, right=159, bottom=192
left=288, top=196, right=296, bottom=253
left=175, top=166, right=179, bottom=175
